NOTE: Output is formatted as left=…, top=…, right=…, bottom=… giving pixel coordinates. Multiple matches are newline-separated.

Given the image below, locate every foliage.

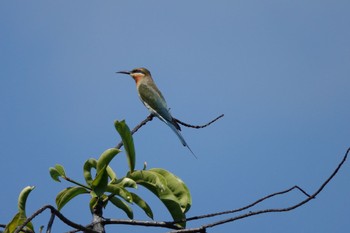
left=48, top=120, right=191, bottom=227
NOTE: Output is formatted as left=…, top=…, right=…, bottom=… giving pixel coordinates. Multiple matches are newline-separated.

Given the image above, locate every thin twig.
left=64, top=176, right=91, bottom=190
left=174, top=114, right=224, bottom=129
left=46, top=213, right=55, bottom=233
left=130, top=114, right=154, bottom=135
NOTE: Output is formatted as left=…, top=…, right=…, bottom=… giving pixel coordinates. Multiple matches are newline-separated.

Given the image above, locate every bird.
left=116, top=67, right=196, bottom=157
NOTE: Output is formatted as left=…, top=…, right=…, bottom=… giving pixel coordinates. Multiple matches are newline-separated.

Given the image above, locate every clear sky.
left=1, top=1, right=349, bottom=233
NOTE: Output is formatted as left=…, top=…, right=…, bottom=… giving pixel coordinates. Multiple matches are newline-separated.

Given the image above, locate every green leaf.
left=89, top=196, right=99, bottom=213
left=111, top=177, right=137, bottom=188
left=92, top=166, right=109, bottom=197
left=56, top=186, right=89, bottom=211
left=130, top=192, right=153, bottom=219
left=49, top=164, right=66, bottom=182
left=127, top=170, right=167, bottom=193
left=4, top=213, right=22, bottom=233
left=150, top=168, right=192, bottom=213
left=106, top=166, right=117, bottom=181
left=115, top=120, right=136, bottom=173
left=128, top=170, right=186, bottom=227
left=49, top=167, right=62, bottom=182
left=96, top=148, right=120, bottom=173
left=4, top=214, right=34, bottom=233
left=106, top=184, right=133, bottom=203
left=161, top=199, right=186, bottom=227
left=83, top=158, right=97, bottom=186
left=90, top=148, right=120, bottom=197
left=18, top=186, right=35, bottom=215
left=109, top=196, right=134, bottom=219
left=54, top=164, right=66, bottom=177
left=84, top=158, right=118, bottom=187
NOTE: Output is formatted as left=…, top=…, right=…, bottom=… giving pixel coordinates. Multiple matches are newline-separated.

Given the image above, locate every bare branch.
left=65, top=219, right=182, bottom=233
left=174, top=114, right=224, bottom=129
left=167, top=147, right=349, bottom=233
left=184, top=185, right=311, bottom=223
left=103, top=219, right=181, bottom=230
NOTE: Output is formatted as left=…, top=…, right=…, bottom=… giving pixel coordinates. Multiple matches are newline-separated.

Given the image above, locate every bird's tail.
left=166, top=121, right=197, bottom=158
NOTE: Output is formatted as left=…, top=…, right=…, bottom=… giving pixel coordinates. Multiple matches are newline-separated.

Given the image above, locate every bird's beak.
left=116, top=71, right=130, bottom=75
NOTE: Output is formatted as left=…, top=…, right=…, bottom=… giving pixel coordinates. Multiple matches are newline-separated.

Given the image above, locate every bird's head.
left=117, top=67, right=151, bottom=84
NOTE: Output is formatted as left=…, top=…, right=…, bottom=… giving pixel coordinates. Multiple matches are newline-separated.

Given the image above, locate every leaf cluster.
left=48, top=120, right=191, bottom=227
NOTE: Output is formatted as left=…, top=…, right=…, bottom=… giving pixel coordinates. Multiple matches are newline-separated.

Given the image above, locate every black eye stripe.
left=132, top=69, right=145, bottom=74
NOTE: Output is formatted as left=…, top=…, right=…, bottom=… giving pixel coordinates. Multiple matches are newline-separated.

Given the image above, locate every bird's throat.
left=132, top=74, right=144, bottom=84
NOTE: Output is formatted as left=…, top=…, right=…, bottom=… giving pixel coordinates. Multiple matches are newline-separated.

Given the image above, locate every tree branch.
left=103, top=218, right=181, bottom=230
left=13, top=205, right=98, bottom=233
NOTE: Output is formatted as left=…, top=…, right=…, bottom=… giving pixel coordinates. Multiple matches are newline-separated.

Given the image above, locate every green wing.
left=138, top=83, right=172, bottom=122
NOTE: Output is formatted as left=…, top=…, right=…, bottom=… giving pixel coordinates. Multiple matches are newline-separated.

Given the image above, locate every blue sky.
left=1, top=1, right=349, bottom=233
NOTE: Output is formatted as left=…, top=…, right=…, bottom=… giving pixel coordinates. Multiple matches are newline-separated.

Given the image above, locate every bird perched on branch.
left=117, top=67, right=195, bottom=156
